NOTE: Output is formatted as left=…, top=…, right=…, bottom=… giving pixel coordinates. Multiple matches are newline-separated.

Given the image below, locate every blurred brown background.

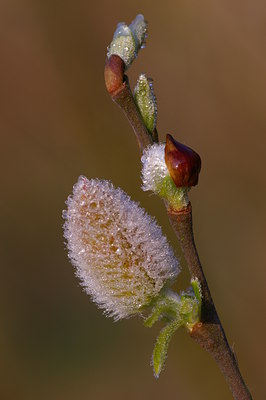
left=1, top=0, right=266, bottom=399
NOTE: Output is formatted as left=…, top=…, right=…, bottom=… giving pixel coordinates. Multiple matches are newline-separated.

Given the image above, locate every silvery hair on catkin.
left=63, top=176, right=180, bottom=320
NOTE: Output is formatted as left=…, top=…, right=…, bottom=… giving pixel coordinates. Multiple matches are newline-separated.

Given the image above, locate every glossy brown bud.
left=104, top=55, right=125, bottom=95
left=165, top=134, right=201, bottom=187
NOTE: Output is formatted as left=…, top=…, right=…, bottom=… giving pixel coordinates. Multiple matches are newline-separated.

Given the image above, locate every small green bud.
left=179, top=295, right=200, bottom=330
left=107, top=14, right=147, bottom=70
left=191, top=277, right=202, bottom=311
left=134, top=74, right=157, bottom=134
left=180, top=278, right=202, bottom=330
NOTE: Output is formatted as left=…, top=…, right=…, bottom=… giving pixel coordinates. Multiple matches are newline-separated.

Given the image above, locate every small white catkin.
left=107, top=14, right=147, bottom=70
left=141, top=143, right=168, bottom=193
left=63, top=176, right=180, bottom=320
left=141, top=144, right=190, bottom=210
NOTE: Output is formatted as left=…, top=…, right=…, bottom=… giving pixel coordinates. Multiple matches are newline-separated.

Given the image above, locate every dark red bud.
left=104, top=55, right=125, bottom=95
left=165, top=134, right=201, bottom=187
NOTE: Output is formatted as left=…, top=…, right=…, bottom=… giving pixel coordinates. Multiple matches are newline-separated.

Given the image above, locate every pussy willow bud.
left=107, top=14, right=147, bottom=70
left=104, top=54, right=125, bottom=95
left=63, top=176, right=180, bottom=320
left=165, top=134, right=201, bottom=187
left=141, top=144, right=190, bottom=210
left=134, top=74, right=157, bottom=134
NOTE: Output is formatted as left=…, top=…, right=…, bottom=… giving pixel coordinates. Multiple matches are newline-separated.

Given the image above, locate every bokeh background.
left=1, top=0, right=266, bottom=399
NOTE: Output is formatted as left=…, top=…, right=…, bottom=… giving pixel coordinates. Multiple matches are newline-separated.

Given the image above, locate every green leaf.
left=152, top=319, right=182, bottom=378
left=145, top=288, right=201, bottom=378
left=191, top=278, right=202, bottom=309
left=144, top=291, right=181, bottom=328
left=144, top=303, right=166, bottom=328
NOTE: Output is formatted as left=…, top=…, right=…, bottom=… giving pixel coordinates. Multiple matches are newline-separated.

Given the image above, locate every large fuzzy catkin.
left=63, top=176, right=180, bottom=320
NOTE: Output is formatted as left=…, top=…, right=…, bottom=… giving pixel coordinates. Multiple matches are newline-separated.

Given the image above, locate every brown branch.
left=105, top=55, right=153, bottom=153
left=104, top=53, right=252, bottom=400
left=168, top=205, right=252, bottom=400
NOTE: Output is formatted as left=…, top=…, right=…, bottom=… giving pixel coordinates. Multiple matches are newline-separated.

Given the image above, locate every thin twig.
left=105, top=56, right=153, bottom=152
left=112, top=79, right=153, bottom=152
left=168, top=205, right=252, bottom=400
left=105, top=55, right=252, bottom=400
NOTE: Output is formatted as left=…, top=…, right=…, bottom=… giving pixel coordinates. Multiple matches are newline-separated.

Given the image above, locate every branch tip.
left=165, top=134, right=201, bottom=188
left=104, top=55, right=125, bottom=96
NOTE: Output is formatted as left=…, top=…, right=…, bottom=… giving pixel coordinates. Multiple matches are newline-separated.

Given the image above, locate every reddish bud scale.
left=104, top=55, right=125, bottom=95
left=165, top=134, right=201, bottom=187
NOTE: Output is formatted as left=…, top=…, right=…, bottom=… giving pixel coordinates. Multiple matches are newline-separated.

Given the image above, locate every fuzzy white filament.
left=107, top=14, right=147, bottom=69
left=141, top=144, right=190, bottom=210
left=63, top=176, right=180, bottom=320
left=141, top=143, right=168, bottom=193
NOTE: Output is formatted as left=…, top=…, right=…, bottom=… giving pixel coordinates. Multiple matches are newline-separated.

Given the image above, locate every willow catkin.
left=63, top=176, right=180, bottom=320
